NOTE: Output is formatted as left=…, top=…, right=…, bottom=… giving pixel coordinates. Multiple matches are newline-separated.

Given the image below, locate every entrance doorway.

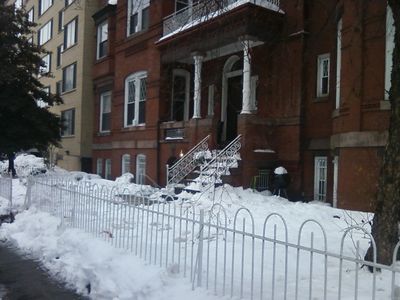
left=220, top=55, right=243, bottom=144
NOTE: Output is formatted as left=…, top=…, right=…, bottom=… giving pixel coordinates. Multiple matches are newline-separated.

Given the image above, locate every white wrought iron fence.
left=0, top=175, right=12, bottom=206
left=26, top=176, right=400, bottom=300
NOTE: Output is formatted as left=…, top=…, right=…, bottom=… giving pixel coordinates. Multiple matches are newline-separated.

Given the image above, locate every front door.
left=225, top=76, right=242, bottom=143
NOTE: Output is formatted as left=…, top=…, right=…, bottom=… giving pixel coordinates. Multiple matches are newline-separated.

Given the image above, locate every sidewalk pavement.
left=0, top=241, right=86, bottom=300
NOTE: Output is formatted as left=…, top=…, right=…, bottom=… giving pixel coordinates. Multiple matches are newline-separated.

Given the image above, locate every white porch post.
left=241, top=40, right=253, bottom=114
left=193, top=54, right=204, bottom=119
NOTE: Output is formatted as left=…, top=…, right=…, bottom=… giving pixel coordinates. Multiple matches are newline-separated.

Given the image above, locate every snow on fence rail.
left=0, top=175, right=12, bottom=204
left=25, top=176, right=400, bottom=300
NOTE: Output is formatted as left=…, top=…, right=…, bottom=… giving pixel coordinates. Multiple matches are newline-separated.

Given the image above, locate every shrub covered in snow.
left=0, top=154, right=47, bottom=178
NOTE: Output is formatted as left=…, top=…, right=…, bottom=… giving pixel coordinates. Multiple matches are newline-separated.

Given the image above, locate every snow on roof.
left=160, top=0, right=284, bottom=41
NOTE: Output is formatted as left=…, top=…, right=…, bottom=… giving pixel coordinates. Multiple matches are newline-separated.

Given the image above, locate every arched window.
left=121, top=154, right=131, bottom=174
left=136, top=154, right=146, bottom=184
left=96, top=158, right=103, bottom=177
left=105, top=159, right=112, bottom=180
left=124, top=71, right=147, bottom=127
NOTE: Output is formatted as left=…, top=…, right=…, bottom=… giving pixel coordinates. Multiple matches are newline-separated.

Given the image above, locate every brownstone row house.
left=92, top=0, right=395, bottom=212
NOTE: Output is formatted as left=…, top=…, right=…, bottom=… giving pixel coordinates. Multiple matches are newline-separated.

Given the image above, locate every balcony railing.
left=162, top=0, right=281, bottom=37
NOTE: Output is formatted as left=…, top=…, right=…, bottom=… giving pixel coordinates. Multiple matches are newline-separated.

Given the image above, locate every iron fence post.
left=197, top=209, right=204, bottom=287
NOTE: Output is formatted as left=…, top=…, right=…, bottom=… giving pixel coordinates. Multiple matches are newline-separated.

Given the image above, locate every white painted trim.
left=317, top=53, right=330, bottom=98
left=136, top=154, right=146, bottom=184
left=99, top=91, right=111, bottom=133
left=124, top=71, right=147, bottom=127
left=332, top=156, right=338, bottom=208
left=314, top=156, right=327, bottom=201
left=121, top=154, right=131, bottom=175
left=207, top=84, right=215, bottom=116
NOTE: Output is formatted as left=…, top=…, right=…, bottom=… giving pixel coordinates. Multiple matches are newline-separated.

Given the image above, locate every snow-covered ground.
left=0, top=154, right=395, bottom=299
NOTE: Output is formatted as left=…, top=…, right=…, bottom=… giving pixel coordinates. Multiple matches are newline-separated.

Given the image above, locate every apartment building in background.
left=11, top=0, right=100, bottom=172
left=91, top=0, right=395, bottom=212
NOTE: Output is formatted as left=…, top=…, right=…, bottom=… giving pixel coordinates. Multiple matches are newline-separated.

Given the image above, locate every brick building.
left=92, top=0, right=395, bottom=212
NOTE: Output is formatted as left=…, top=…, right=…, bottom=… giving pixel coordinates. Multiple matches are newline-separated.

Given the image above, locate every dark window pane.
left=102, top=112, right=111, bottom=131
left=139, top=101, right=145, bottom=124
left=130, top=13, right=138, bottom=34
left=127, top=103, right=135, bottom=125
left=142, top=7, right=149, bottom=30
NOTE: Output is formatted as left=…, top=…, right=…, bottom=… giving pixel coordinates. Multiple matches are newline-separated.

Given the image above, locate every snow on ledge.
left=253, top=149, right=276, bottom=153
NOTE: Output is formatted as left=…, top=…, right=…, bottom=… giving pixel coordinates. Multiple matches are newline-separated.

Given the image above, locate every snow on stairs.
left=178, top=135, right=242, bottom=196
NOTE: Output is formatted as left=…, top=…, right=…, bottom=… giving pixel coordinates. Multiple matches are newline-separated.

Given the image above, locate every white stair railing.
left=193, top=135, right=242, bottom=189
left=166, top=135, right=211, bottom=186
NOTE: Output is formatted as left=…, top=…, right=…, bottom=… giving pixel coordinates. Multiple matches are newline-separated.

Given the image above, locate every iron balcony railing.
left=163, top=0, right=281, bottom=37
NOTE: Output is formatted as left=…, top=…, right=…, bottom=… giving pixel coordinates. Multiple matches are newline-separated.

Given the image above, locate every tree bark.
left=368, top=0, right=400, bottom=265
left=7, top=153, right=16, bottom=177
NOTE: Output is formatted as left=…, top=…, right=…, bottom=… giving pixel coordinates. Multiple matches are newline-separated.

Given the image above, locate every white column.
left=193, top=54, right=203, bottom=119
left=241, top=40, right=253, bottom=114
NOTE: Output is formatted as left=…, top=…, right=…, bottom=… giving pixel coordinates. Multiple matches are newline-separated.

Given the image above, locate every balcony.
left=162, top=0, right=282, bottom=38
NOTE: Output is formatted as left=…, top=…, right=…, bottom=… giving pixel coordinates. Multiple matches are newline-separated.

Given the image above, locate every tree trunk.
left=368, top=0, right=400, bottom=265
left=7, top=153, right=16, bottom=178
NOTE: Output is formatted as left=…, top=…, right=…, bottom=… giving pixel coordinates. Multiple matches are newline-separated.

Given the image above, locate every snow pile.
left=0, top=209, right=220, bottom=300
left=274, top=166, right=288, bottom=175
left=0, top=154, right=47, bottom=178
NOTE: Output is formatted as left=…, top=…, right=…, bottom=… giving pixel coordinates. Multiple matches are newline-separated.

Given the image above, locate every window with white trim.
left=64, top=18, right=77, bottom=49
left=314, top=156, right=327, bottom=201
left=127, top=0, right=150, bottom=36
left=96, top=158, right=103, bottom=177
left=121, top=154, right=131, bottom=175
left=317, top=54, right=330, bottom=97
left=27, top=8, right=34, bottom=22
left=171, top=69, right=190, bottom=121
left=39, top=0, right=53, bottom=15
left=97, top=21, right=108, bottom=59
left=61, top=108, right=75, bottom=136
left=136, top=154, right=146, bottom=184
left=105, top=159, right=112, bottom=180
left=385, top=5, right=394, bottom=100
left=38, top=19, right=52, bottom=45
left=124, top=71, right=147, bottom=126
left=100, top=91, right=111, bottom=132
left=62, top=62, right=76, bottom=93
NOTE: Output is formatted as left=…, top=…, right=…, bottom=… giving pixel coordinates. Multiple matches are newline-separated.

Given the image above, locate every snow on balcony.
left=161, top=0, right=283, bottom=40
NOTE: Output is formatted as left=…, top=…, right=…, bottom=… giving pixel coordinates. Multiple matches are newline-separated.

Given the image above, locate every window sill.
left=95, top=55, right=110, bottom=63
left=63, top=43, right=78, bottom=53
left=98, top=131, right=111, bottom=136
left=61, top=88, right=77, bottom=96
left=313, top=96, right=329, bottom=102
left=126, top=29, right=148, bottom=41
left=122, top=124, right=146, bottom=131
left=61, top=135, right=75, bottom=138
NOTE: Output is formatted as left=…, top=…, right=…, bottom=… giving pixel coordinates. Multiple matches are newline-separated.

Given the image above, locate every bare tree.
left=367, top=0, right=400, bottom=265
